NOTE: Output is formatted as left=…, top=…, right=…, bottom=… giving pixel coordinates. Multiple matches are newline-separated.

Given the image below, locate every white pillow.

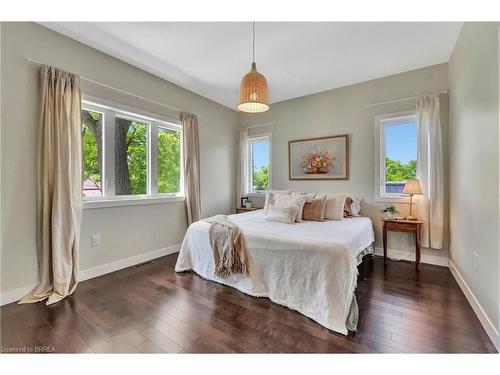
left=294, top=192, right=317, bottom=203
left=264, top=189, right=292, bottom=215
left=349, top=195, right=362, bottom=216
left=324, top=193, right=347, bottom=221
left=265, top=205, right=298, bottom=224
left=274, top=193, right=307, bottom=222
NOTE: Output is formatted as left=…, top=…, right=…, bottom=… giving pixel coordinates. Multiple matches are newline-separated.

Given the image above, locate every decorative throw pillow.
left=349, top=195, right=362, bottom=216
left=294, top=192, right=317, bottom=203
left=324, top=193, right=347, bottom=221
left=343, top=196, right=353, bottom=217
left=302, top=195, right=327, bottom=221
left=274, top=193, right=307, bottom=222
left=264, top=189, right=292, bottom=215
left=265, top=205, right=298, bottom=224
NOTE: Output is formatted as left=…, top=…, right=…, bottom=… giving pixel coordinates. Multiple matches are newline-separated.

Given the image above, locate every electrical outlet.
left=473, top=252, right=478, bottom=271
left=91, top=234, right=101, bottom=247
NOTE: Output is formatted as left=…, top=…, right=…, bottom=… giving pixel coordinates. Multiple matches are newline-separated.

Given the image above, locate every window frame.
left=81, top=95, right=184, bottom=209
left=374, top=110, right=418, bottom=202
left=247, top=133, right=272, bottom=195
left=155, top=125, right=184, bottom=196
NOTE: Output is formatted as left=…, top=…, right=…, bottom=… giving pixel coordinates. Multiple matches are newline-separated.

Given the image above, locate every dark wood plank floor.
left=1, top=254, right=496, bottom=353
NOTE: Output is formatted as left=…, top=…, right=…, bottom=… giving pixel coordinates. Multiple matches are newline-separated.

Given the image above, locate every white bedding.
left=175, top=210, right=374, bottom=335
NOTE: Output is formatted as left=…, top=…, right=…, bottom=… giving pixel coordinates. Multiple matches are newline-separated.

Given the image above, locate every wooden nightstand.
left=382, top=218, right=424, bottom=271
left=235, top=207, right=259, bottom=214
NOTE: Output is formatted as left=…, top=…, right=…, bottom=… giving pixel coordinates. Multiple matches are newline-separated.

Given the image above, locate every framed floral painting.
left=288, top=134, right=349, bottom=180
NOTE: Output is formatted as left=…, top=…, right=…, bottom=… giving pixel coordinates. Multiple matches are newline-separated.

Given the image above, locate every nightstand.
left=382, top=218, right=424, bottom=271
left=235, top=207, right=259, bottom=214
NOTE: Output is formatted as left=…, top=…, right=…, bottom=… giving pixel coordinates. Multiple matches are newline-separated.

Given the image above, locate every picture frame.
left=240, top=196, right=250, bottom=208
left=288, top=134, right=349, bottom=180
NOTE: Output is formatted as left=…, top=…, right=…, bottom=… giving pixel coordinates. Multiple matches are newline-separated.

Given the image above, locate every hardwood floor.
left=0, top=254, right=496, bottom=353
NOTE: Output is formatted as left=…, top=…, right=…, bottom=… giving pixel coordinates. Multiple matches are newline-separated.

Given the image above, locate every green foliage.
left=82, top=114, right=181, bottom=196
left=385, top=158, right=416, bottom=182
left=252, top=165, right=269, bottom=191
left=158, top=128, right=181, bottom=193
left=381, top=204, right=398, bottom=214
left=126, top=122, right=148, bottom=195
left=82, top=125, right=99, bottom=185
left=82, top=111, right=101, bottom=192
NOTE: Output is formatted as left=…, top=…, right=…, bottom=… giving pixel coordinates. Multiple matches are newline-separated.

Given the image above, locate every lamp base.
left=406, top=194, right=418, bottom=221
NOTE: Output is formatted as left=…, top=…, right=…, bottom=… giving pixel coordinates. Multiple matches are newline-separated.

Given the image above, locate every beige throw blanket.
left=205, top=215, right=249, bottom=278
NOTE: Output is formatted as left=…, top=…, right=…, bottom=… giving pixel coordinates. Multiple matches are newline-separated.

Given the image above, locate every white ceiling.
left=41, top=22, right=462, bottom=110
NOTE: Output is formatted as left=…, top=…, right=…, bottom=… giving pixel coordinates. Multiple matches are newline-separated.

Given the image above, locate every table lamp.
left=403, top=179, right=423, bottom=220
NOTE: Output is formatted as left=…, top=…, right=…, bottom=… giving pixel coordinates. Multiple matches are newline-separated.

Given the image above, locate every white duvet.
left=175, top=210, right=374, bottom=335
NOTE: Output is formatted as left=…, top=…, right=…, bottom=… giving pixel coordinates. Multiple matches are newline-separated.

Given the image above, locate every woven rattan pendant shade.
left=238, top=62, right=269, bottom=113
left=238, top=22, right=270, bottom=113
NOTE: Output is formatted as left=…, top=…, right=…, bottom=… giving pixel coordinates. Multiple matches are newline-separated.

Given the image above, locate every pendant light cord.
left=252, top=21, right=256, bottom=63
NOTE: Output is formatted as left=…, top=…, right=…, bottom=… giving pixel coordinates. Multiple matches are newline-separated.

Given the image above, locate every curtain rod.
left=26, top=57, right=185, bottom=114
left=365, top=90, right=448, bottom=107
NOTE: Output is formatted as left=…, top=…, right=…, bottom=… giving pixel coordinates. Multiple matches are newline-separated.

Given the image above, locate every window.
left=247, top=134, right=271, bottom=194
left=82, top=110, right=104, bottom=197
left=375, top=111, right=417, bottom=200
left=157, top=127, right=181, bottom=194
left=81, top=97, right=183, bottom=207
left=114, top=118, right=148, bottom=196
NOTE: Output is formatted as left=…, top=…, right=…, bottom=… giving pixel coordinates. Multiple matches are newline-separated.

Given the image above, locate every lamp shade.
left=238, top=62, right=269, bottom=113
left=403, top=179, right=423, bottom=195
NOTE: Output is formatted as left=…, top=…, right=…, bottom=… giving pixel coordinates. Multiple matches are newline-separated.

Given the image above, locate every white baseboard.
left=0, top=244, right=180, bottom=306
left=374, top=247, right=449, bottom=267
left=0, top=283, right=38, bottom=307
left=79, top=243, right=180, bottom=281
left=448, top=259, right=499, bottom=352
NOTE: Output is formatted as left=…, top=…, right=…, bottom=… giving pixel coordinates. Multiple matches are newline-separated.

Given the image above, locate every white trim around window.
left=82, top=195, right=185, bottom=209
left=247, top=133, right=272, bottom=195
left=81, top=95, right=184, bottom=209
left=374, top=110, right=417, bottom=202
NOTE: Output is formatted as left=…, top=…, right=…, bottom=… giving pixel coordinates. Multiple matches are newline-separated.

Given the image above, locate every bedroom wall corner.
left=449, top=22, right=500, bottom=350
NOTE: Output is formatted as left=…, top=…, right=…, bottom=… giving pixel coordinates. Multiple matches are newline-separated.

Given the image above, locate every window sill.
left=375, top=195, right=410, bottom=204
left=247, top=192, right=266, bottom=197
left=82, top=195, right=185, bottom=209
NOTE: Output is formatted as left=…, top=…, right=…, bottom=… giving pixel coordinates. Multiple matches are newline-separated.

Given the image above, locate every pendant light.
left=238, top=22, right=270, bottom=113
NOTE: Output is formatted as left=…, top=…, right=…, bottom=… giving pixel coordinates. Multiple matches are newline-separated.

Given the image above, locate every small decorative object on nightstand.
left=236, top=207, right=259, bottom=214
left=380, top=204, right=398, bottom=219
left=403, top=179, right=423, bottom=220
left=240, top=196, right=253, bottom=209
left=382, top=218, right=423, bottom=271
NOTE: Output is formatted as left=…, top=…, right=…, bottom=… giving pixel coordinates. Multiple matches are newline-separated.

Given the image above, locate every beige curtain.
left=20, top=65, right=82, bottom=305
left=416, top=93, right=444, bottom=249
left=236, top=128, right=248, bottom=208
left=181, top=112, right=201, bottom=225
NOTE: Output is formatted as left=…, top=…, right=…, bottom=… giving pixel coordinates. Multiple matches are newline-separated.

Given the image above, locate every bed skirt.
left=176, top=242, right=374, bottom=334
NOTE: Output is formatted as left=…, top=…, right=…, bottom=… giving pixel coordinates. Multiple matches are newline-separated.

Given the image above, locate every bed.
left=175, top=209, right=374, bottom=335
